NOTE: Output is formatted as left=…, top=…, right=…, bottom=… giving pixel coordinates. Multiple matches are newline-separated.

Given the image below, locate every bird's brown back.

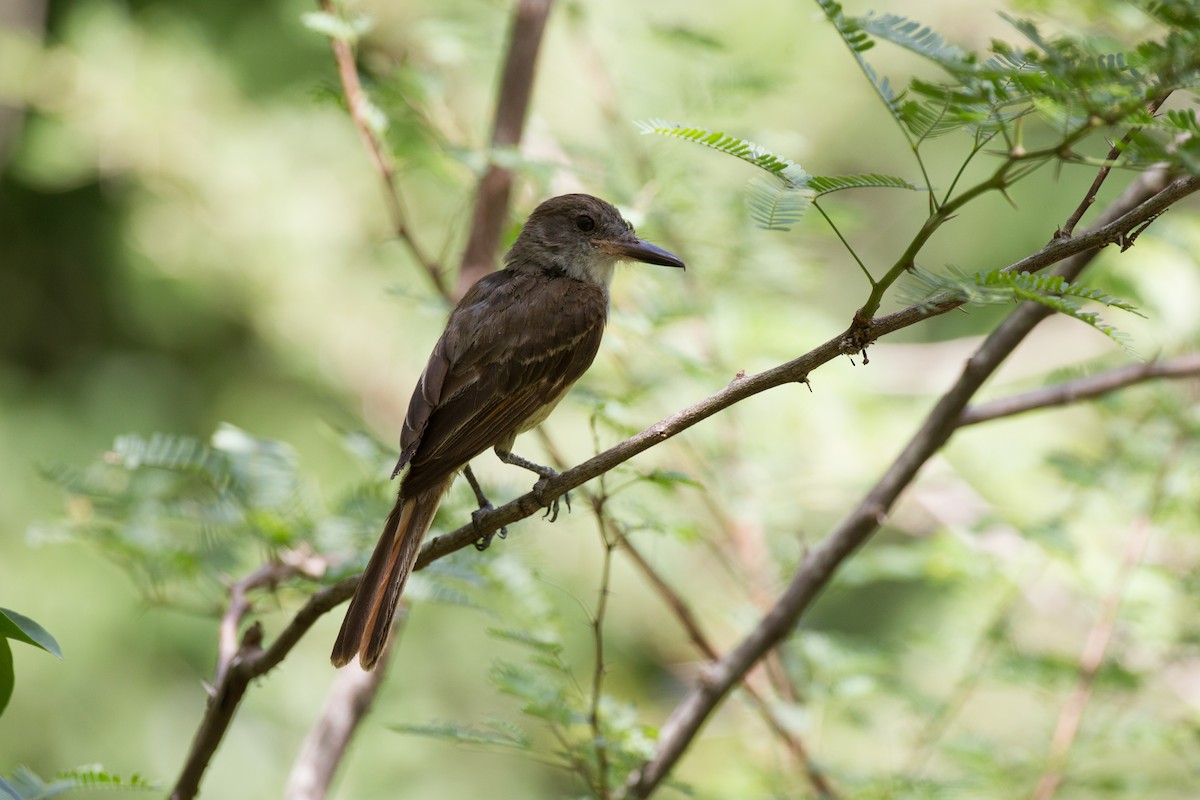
left=396, top=269, right=608, bottom=496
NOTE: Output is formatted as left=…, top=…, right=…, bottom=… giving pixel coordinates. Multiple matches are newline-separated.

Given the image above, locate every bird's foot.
left=533, top=476, right=570, bottom=523
left=472, top=503, right=508, bottom=551
left=494, top=448, right=570, bottom=522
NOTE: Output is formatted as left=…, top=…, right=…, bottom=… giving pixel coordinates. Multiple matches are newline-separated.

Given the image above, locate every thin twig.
left=958, top=354, right=1200, bottom=426
left=456, top=0, right=556, bottom=296
left=905, top=579, right=1029, bottom=775
left=617, top=532, right=839, bottom=798
left=538, top=424, right=833, bottom=795
left=588, top=491, right=614, bottom=800
left=619, top=166, right=1182, bottom=799
left=1030, top=435, right=1182, bottom=800
left=1058, top=96, right=1169, bottom=238
left=316, top=0, right=450, bottom=300
left=1030, top=518, right=1153, bottom=800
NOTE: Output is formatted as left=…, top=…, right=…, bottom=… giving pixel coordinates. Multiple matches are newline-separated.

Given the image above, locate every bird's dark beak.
left=599, top=238, right=686, bottom=269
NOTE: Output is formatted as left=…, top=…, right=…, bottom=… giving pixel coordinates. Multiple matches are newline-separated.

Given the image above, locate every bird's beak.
left=598, top=238, right=686, bottom=269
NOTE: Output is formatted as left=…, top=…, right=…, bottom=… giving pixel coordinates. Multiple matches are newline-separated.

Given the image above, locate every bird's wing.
left=397, top=272, right=608, bottom=495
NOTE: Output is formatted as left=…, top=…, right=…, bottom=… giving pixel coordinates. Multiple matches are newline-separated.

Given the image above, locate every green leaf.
left=0, top=766, right=156, bottom=799
left=903, top=268, right=1145, bottom=352
left=806, top=173, right=922, bottom=196
left=814, top=0, right=905, bottom=120
left=640, top=469, right=705, bottom=490
left=636, top=121, right=806, bottom=181
left=859, top=13, right=968, bottom=68
left=0, top=639, right=12, bottom=719
left=392, top=719, right=532, bottom=751
left=746, top=176, right=811, bottom=231
left=0, top=608, right=62, bottom=659
left=54, top=766, right=155, bottom=793
left=486, top=627, right=564, bottom=657
left=637, top=121, right=814, bottom=230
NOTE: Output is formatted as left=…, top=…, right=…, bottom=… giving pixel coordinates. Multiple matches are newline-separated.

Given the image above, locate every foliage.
left=637, top=121, right=921, bottom=230
left=0, top=766, right=155, bottom=800
left=394, top=553, right=661, bottom=794
left=34, top=425, right=392, bottom=602
left=6, top=0, right=1200, bottom=798
left=0, top=609, right=61, bottom=718
left=902, top=268, right=1145, bottom=350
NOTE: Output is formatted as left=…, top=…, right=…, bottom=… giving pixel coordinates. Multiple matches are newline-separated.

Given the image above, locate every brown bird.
left=332, top=194, right=685, bottom=669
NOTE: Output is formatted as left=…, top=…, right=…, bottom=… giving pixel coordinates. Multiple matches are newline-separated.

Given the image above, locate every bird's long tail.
left=331, top=480, right=450, bottom=670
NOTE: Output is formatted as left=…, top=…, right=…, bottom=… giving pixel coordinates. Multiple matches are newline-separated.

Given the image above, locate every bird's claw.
left=472, top=504, right=507, bottom=551
left=533, top=477, right=570, bottom=522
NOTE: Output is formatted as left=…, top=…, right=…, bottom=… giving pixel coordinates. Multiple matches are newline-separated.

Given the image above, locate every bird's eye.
left=575, top=215, right=596, bottom=232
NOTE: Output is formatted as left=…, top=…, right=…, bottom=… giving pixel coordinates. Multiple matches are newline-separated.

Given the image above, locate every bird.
left=332, top=193, right=685, bottom=669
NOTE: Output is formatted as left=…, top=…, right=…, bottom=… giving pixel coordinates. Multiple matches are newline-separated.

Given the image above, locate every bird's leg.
left=493, top=448, right=571, bottom=522
left=463, top=464, right=506, bottom=551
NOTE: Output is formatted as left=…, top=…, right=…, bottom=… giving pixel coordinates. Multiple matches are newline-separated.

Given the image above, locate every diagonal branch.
left=456, top=0, right=556, bottom=296
left=619, top=166, right=1184, bottom=798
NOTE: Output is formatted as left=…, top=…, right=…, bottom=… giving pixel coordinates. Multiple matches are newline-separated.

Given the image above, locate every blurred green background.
left=1, top=0, right=1198, bottom=797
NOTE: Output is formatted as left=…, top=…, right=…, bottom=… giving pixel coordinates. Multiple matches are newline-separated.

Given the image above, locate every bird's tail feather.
left=331, top=481, right=448, bottom=670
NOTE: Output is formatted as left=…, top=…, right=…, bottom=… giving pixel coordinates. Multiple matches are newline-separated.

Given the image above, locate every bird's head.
left=504, top=194, right=685, bottom=286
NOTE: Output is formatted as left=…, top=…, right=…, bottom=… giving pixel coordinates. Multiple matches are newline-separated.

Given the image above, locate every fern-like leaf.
left=2, top=766, right=156, bottom=799
left=859, top=13, right=968, bottom=69
left=746, top=176, right=811, bottom=231
left=392, top=719, right=532, bottom=751
left=815, top=0, right=903, bottom=117
left=807, top=173, right=922, bottom=196
left=636, top=120, right=805, bottom=180
left=909, top=268, right=1143, bottom=351
left=638, top=121, right=814, bottom=230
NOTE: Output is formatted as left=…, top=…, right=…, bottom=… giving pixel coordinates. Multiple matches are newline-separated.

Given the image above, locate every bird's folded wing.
left=399, top=276, right=608, bottom=495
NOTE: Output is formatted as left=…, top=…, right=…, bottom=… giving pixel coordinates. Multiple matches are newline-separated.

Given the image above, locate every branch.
left=419, top=173, right=1200, bottom=568
left=588, top=494, right=615, bottom=800
left=455, top=0, right=555, bottom=296
left=213, top=560, right=300, bottom=690
left=284, top=630, right=397, bottom=800
left=617, top=532, right=839, bottom=798
left=1030, top=434, right=1182, bottom=800
left=619, top=167, right=1187, bottom=798
left=169, top=577, right=358, bottom=800
left=959, top=354, right=1200, bottom=426
left=1030, top=516, right=1153, bottom=800
left=1058, top=96, right=1170, bottom=238
left=539, top=430, right=834, bottom=795
left=316, top=0, right=450, bottom=300
left=168, top=170, right=1197, bottom=800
